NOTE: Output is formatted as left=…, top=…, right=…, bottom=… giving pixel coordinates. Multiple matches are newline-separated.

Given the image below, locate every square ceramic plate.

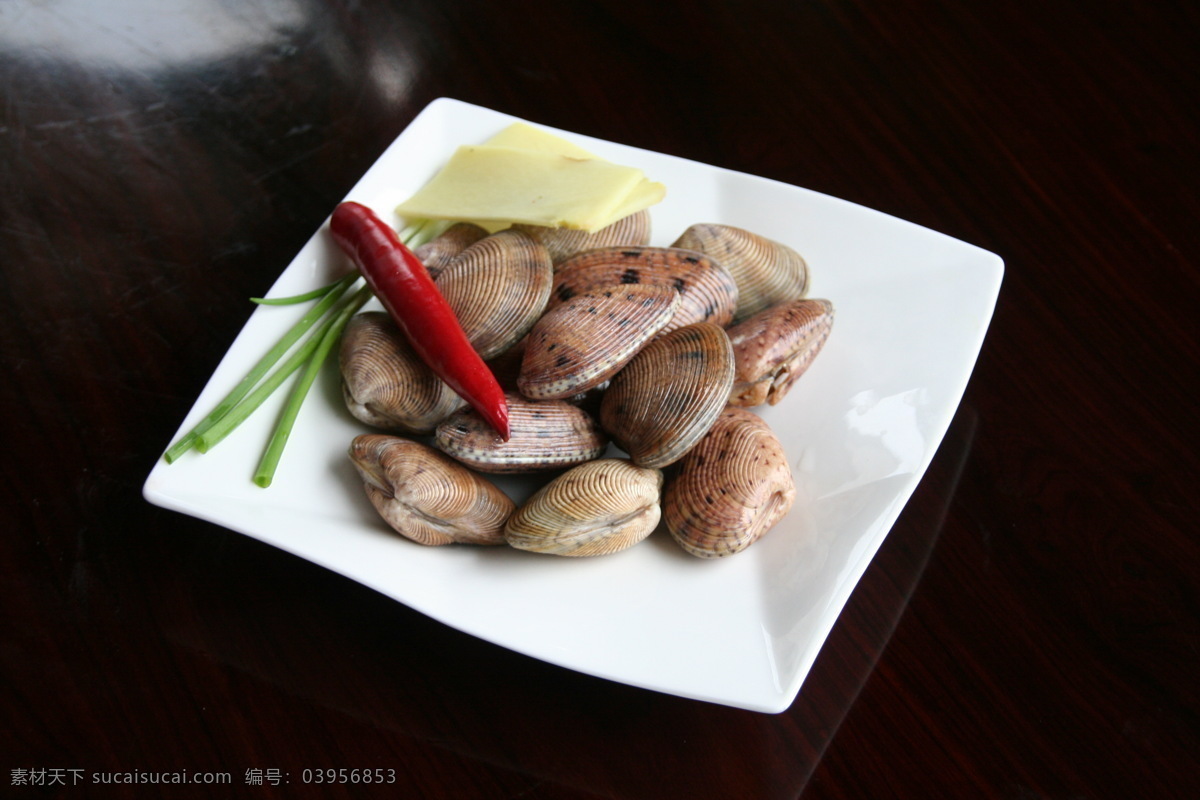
left=144, top=97, right=1003, bottom=713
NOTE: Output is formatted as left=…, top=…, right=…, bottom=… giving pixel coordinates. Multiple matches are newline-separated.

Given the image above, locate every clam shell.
left=549, top=246, right=738, bottom=333
left=663, top=406, right=796, bottom=558
left=339, top=312, right=466, bottom=433
left=412, top=222, right=489, bottom=278
left=511, top=209, right=651, bottom=266
left=434, top=393, right=608, bottom=473
left=599, top=322, right=735, bottom=469
left=727, top=298, right=834, bottom=407
left=671, top=224, right=809, bottom=321
left=505, top=459, right=663, bottom=556
left=348, top=434, right=515, bottom=546
left=517, top=283, right=682, bottom=400
left=435, top=229, right=553, bottom=360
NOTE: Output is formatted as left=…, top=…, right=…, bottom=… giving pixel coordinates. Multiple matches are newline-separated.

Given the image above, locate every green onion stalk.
left=163, top=217, right=451, bottom=487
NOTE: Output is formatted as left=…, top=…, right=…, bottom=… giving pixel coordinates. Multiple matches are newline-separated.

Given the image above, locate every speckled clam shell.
left=435, top=229, right=553, bottom=360
left=339, top=312, right=466, bottom=434
left=504, top=459, right=664, bottom=557
left=518, top=283, right=682, bottom=400
left=727, top=298, right=834, bottom=407
left=671, top=224, right=809, bottom=322
left=663, top=406, right=796, bottom=558
left=510, top=209, right=651, bottom=267
left=599, top=322, right=735, bottom=469
left=412, top=222, right=489, bottom=278
left=348, top=434, right=514, bottom=546
left=548, top=246, right=738, bottom=333
left=434, top=393, right=608, bottom=473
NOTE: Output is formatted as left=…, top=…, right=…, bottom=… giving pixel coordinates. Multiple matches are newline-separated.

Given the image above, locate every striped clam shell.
left=504, top=458, right=664, bottom=557
left=663, top=406, right=796, bottom=558
left=599, top=322, right=735, bottom=469
left=517, top=283, right=682, bottom=400
left=339, top=312, right=466, bottom=434
left=548, top=246, right=738, bottom=333
left=510, top=209, right=651, bottom=267
left=348, top=434, right=515, bottom=546
left=412, top=222, right=489, bottom=278
left=727, top=298, right=834, bottom=407
left=671, top=224, right=809, bottom=322
left=434, top=393, right=608, bottom=473
left=435, top=229, right=553, bottom=360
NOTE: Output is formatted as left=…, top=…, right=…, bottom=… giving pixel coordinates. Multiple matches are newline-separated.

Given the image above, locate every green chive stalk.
left=164, top=217, right=442, bottom=487
left=252, top=285, right=373, bottom=487
left=163, top=271, right=359, bottom=463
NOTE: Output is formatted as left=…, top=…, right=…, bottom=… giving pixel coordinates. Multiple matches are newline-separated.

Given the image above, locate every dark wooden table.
left=3, top=1, right=1196, bottom=797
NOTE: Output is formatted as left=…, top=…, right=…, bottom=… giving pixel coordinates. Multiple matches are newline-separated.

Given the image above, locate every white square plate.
left=144, top=98, right=1003, bottom=713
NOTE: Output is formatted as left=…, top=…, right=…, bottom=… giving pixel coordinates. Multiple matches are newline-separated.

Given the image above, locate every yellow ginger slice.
left=482, top=124, right=666, bottom=225
left=397, top=126, right=666, bottom=233
left=483, top=122, right=598, bottom=159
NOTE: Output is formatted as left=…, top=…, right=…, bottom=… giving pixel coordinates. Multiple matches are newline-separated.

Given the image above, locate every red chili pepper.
left=330, top=201, right=510, bottom=440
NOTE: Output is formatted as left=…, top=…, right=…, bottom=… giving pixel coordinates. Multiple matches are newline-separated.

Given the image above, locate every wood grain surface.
left=2, top=1, right=1196, bottom=797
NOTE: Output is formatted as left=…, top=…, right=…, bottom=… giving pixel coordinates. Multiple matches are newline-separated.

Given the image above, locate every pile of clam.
left=342, top=209, right=835, bottom=558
